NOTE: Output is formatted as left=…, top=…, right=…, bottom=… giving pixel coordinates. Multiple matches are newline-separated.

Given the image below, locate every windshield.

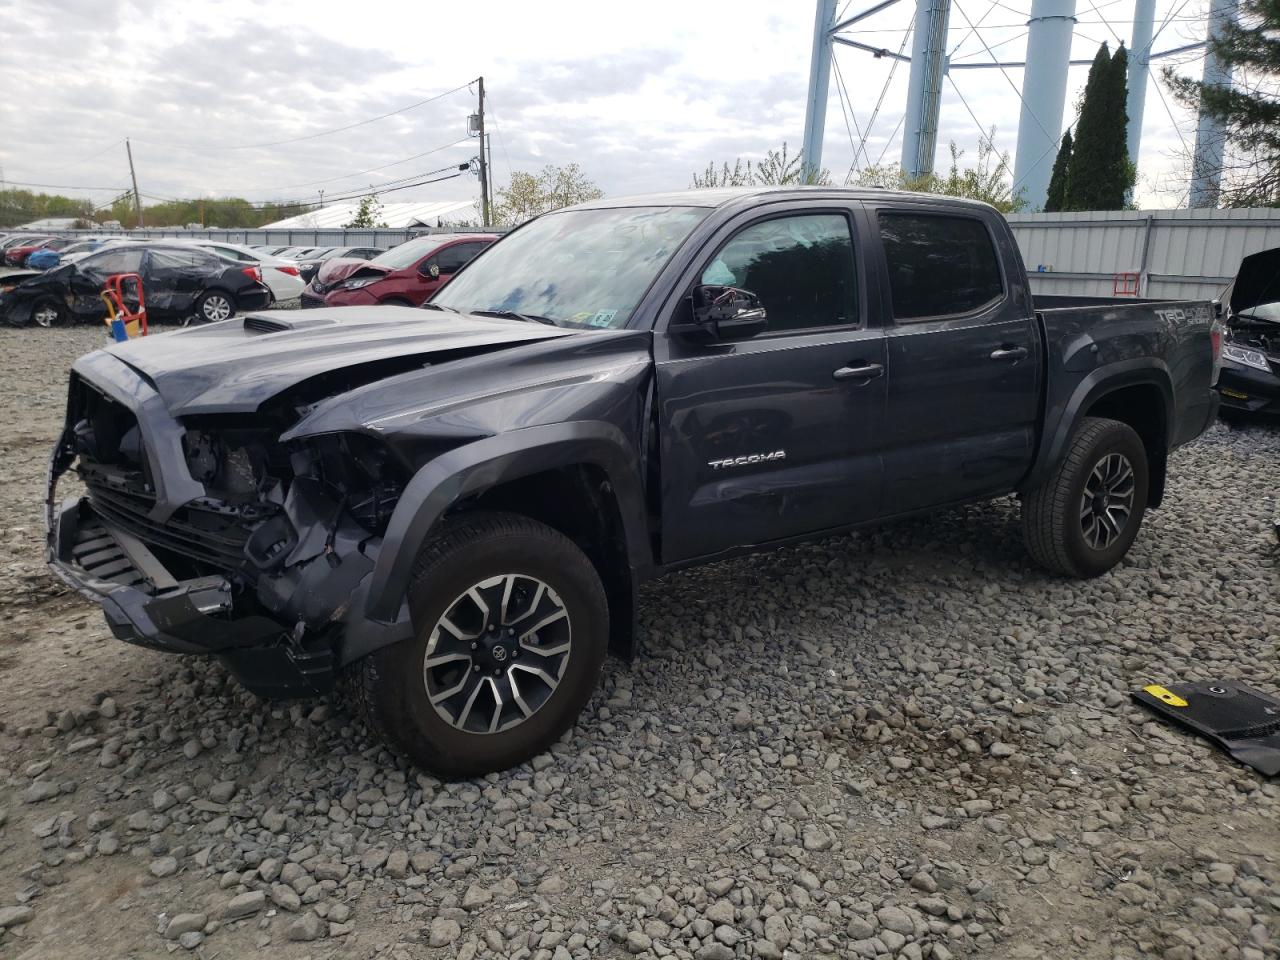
left=431, top=206, right=710, bottom=328
left=371, top=236, right=440, bottom=270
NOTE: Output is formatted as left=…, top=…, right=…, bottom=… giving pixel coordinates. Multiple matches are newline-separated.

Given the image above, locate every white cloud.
left=0, top=0, right=1214, bottom=211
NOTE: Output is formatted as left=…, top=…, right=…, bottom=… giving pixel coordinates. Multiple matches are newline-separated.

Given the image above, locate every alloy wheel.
left=1079, top=452, right=1136, bottom=550
left=33, top=305, right=58, bottom=328
left=202, top=294, right=232, bottom=322
left=422, top=573, right=572, bottom=734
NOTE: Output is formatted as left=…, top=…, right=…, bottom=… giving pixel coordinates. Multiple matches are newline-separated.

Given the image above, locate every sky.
left=0, top=0, right=1219, bottom=214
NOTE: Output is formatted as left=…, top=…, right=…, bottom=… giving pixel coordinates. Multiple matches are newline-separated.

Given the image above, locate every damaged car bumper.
left=44, top=355, right=413, bottom=698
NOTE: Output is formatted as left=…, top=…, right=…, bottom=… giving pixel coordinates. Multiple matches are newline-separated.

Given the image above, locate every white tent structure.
left=261, top=200, right=474, bottom=230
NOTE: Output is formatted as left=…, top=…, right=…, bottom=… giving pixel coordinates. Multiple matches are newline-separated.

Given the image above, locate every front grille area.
left=82, top=471, right=254, bottom=573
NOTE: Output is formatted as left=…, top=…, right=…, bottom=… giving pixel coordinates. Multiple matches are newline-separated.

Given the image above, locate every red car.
left=4, top=237, right=63, bottom=267
left=301, top=234, right=497, bottom=309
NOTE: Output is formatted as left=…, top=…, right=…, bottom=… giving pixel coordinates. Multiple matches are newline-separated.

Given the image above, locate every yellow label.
left=1144, top=684, right=1188, bottom=707
left=1221, top=388, right=1250, bottom=400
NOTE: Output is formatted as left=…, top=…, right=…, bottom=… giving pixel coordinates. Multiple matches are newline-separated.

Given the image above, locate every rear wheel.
left=1023, top=417, right=1150, bottom=577
left=352, top=510, right=608, bottom=777
left=194, top=289, right=236, bottom=324
left=31, top=297, right=66, bottom=328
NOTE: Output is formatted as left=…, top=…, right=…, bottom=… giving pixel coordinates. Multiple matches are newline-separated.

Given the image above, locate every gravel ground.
left=0, top=326, right=1276, bottom=960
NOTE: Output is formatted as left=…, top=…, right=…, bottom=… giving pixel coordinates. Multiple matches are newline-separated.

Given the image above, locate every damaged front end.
left=1218, top=247, right=1280, bottom=416
left=45, top=353, right=413, bottom=698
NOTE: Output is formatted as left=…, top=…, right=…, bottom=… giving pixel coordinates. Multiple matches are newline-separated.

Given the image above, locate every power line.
left=235, top=137, right=472, bottom=195
left=832, top=55, right=873, bottom=176
left=1, top=179, right=130, bottom=191
left=133, top=80, right=473, bottom=152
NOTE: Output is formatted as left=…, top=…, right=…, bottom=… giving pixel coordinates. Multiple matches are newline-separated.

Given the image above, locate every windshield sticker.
left=571, top=311, right=594, bottom=323
left=587, top=309, right=617, bottom=328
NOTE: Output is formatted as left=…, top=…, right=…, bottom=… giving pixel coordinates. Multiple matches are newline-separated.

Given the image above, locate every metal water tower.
left=801, top=0, right=1233, bottom=209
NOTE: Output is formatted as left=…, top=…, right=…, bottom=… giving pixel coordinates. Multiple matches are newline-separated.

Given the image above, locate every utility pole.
left=476, top=77, right=490, bottom=227
left=126, top=138, right=144, bottom=228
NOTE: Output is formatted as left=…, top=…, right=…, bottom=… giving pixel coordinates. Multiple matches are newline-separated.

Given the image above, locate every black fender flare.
left=364, top=421, right=651, bottom=624
left=1020, top=359, right=1174, bottom=495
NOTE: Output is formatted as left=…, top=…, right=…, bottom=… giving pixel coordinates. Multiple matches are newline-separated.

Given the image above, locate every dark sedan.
left=0, top=244, right=271, bottom=327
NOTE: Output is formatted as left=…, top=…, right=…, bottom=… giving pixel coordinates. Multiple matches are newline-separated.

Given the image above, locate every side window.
left=81, top=249, right=145, bottom=276
left=150, top=250, right=213, bottom=270
left=699, top=213, right=857, bottom=333
left=434, top=242, right=488, bottom=274
left=878, top=213, right=1004, bottom=320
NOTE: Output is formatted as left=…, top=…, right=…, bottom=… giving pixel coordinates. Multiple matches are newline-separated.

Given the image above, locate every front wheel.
left=352, top=511, right=609, bottom=777
left=1023, top=417, right=1150, bottom=577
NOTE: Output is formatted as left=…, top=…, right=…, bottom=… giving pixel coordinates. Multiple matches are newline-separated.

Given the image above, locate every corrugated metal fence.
left=1007, top=208, right=1280, bottom=300
left=49, top=227, right=503, bottom=248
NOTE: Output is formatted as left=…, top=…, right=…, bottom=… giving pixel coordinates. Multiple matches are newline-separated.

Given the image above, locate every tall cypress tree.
left=1064, top=43, right=1131, bottom=210
left=1044, top=131, right=1073, bottom=212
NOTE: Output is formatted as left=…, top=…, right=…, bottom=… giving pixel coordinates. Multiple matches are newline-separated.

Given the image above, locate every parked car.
left=25, top=239, right=82, bottom=270
left=1217, top=246, right=1279, bottom=418
left=4, top=236, right=58, bottom=266
left=178, top=240, right=306, bottom=303
left=301, top=234, right=496, bottom=308
left=44, top=188, right=1223, bottom=777
left=0, top=235, right=44, bottom=259
left=0, top=243, right=270, bottom=326
left=294, top=245, right=384, bottom=283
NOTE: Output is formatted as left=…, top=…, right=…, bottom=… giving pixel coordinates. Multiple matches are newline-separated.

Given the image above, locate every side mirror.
left=426, top=262, right=440, bottom=279
left=674, top=285, right=768, bottom=341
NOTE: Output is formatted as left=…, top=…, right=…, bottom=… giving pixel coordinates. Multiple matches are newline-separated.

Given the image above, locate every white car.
left=177, top=240, right=306, bottom=303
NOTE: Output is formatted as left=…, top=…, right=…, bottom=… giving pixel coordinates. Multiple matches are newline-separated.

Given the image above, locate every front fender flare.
left=364, top=421, right=650, bottom=623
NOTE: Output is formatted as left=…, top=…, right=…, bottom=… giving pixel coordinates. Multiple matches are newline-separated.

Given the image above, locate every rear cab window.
left=877, top=211, right=1004, bottom=321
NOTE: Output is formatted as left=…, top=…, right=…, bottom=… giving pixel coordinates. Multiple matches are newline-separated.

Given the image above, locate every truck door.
left=868, top=206, right=1040, bottom=514
left=654, top=203, right=887, bottom=562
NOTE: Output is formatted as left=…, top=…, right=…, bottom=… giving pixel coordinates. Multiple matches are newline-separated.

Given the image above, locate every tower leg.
left=901, top=0, right=953, bottom=179
left=1188, top=0, right=1239, bottom=208
left=802, top=0, right=840, bottom=180
left=1012, top=0, right=1078, bottom=210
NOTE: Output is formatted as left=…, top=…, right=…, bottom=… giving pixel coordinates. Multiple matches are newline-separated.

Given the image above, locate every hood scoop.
left=243, top=314, right=343, bottom=335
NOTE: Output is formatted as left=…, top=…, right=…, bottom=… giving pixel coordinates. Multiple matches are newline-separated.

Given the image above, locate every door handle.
left=990, top=345, right=1029, bottom=361
left=833, top=362, right=884, bottom=381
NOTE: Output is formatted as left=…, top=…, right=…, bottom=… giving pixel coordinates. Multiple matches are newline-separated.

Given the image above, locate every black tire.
left=353, top=510, right=608, bottom=777
left=382, top=297, right=415, bottom=307
left=192, top=289, right=237, bottom=325
left=1023, top=417, right=1149, bottom=578
left=30, top=297, right=67, bottom=328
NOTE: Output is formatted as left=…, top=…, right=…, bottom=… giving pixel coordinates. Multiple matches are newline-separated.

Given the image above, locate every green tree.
left=1064, top=43, right=1133, bottom=210
left=344, top=195, right=387, bottom=228
left=1164, top=0, right=1280, bottom=206
left=692, top=142, right=831, bottom=188
left=490, top=163, right=603, bottom=226
left=850, top=137, right=1025, bottom=213
left=1044, top=131, right=1073, bottom=212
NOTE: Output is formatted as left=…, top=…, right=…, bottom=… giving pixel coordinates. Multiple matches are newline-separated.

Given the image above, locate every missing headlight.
left=295, top=433, right=406, bottom=534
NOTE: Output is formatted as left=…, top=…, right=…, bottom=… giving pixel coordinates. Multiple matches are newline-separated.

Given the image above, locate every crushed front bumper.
left=44, top=359, right=414, bottom=698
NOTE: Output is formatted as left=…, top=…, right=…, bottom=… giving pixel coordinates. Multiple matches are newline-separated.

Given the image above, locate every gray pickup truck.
left=46, top=187, right=1221, bottom=776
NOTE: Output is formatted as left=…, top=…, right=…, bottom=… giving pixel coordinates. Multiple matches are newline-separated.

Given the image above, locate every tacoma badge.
left=708, top=450, right=787, bottom=470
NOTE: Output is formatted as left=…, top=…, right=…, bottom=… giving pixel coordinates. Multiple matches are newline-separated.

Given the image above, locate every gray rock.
left=287, top=911, right=326, bottom=941
left=429, top=916, right=462, bottom=947
left=165, top=913, right=207, bottom=939
left=223, top=890, right=266, bottom=920
left=149, top=856, right=179, bottom=878
left=0, top=906, right=34, bottom=928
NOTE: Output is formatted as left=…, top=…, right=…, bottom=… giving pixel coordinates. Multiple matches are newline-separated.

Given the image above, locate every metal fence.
left=30, top=226, right=504, bottom=249
left=1007, top=208, right=1280, bottom=301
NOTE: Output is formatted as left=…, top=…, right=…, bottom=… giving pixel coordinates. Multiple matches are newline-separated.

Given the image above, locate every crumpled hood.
left=92, top=306, right=578, bottom=415
left=316, top=257, right=385, bottom=287
left=1228, top=247, right=1280, bottom=317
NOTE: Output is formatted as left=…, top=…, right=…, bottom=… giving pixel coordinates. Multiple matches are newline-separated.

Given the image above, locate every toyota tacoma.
left=47, top=188, right=1222, bottom=776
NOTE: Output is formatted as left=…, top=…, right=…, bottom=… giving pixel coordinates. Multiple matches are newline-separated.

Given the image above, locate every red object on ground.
left=100, top=273, right=148, bottom=338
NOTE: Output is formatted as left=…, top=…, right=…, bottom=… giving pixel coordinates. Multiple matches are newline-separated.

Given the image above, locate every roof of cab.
left=569, top=185, right=996, bottom=212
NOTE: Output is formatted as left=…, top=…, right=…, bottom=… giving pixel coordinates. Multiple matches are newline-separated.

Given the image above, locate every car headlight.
left=339, top=277, right=380, bottom=290
left=1222, top=343, right=1272, bottom=372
